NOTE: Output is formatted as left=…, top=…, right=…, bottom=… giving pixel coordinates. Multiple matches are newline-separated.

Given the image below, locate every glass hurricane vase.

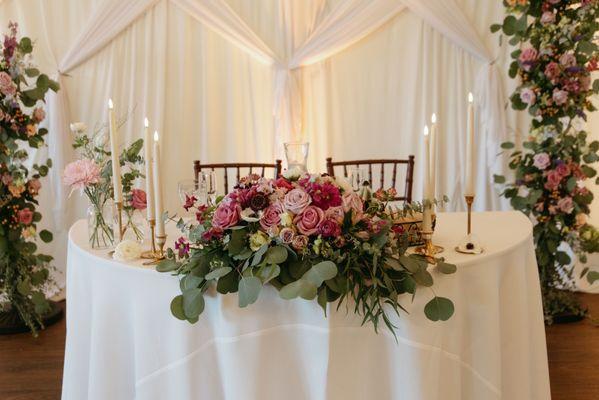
left=122, top=208, right=145, bottom=243
left=87, top=199, right=114, bottom=249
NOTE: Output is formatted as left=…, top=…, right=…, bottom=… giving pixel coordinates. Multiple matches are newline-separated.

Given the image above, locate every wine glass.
left=198, top=171, right=217, bottom=206
left=284, top=142, right=310, bottom=172
left=349, top=167, right=368, bottom=192
left=177, top=179, right=199, bottom=209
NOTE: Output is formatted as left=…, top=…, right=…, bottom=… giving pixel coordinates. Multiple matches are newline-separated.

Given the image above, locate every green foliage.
left=493, top=0, right=599, bottom=323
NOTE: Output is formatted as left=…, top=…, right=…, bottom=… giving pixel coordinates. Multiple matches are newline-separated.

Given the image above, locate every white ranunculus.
left=70, top=122, right=87, bottom=134
left=283, top=167, right=303, bottom=180
left=113, top=240, right=142, bottom=262
left=240, top=207, right=261, bottom=222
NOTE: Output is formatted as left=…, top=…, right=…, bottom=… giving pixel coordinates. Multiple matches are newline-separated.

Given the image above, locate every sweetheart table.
left=61, top=211, right=551, bottom=400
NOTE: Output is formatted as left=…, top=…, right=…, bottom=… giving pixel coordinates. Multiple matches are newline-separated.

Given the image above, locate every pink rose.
left=555, top=163, right=570, bottom=178
left=540, top=11, right=555, bottom=24
left=520, top=88, right=536, bottom=105
left=552, top=89, right=568, bottom=106
left=559, top=53, right=576, bottom=68
left=342, top=192, right=363, bottom=217
left=519, top=48, right=538, bottom=71
left=283, top=188, right=311, bottom=214
left=533, top=153, right=551, bottom=170
left=28, top=178, right=41, bottom=194
left=557, top=197, right=574, bottom=214
left=291, top=234, right=309, bottom=250
left=260, top=202, right=283, bottom=230
left=544, top=170, right=562, bottom=191
left=63, top=159, right=101, bottom=191
left=32, top=107, right=45, bottom=123
left=131, top=189, right=147, bottom=210
left=212, top=202, right=241, bottom=229
left=544, top=62, right=560, bottom=83
left=325, top=206, right=345, bottom=223
left=279, top=227, right=295, bottom=244
left=0, top=71, right=16, bottom=96
left=318, top=218, right=341, bottom=238
left=18, top=208, right=33, bottom=225
left=293, top=205, right=324, bottom=236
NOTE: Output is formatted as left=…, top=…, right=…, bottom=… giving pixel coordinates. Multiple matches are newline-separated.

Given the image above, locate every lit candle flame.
left=431, top=113, right=437, bottom=124
left=468, top=92, right=473, bottom=103
left=144, top=117, right=149, bottom=128
left=153, top=130, right=159, bottom=142
left=423, top=125, right=429, bottom=136
left=108, top=98, right=113, bottom=109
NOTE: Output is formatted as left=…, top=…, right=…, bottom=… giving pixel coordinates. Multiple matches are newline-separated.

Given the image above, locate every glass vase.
left=123, top=208, right=145, bottom=243
left=87, top=199, right=114, bottom=249
left=284, top=142, right=309, bottom=173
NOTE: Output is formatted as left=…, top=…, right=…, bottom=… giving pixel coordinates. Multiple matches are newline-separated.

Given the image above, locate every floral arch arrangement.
left=492, top=0, right=599, bottom=322
left=0, top=23, right=60, bottom=334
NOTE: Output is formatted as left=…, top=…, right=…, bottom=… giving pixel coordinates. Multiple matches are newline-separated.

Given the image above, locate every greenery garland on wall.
left=492, top=0, right=599, bottom=322
left=0, top=23, right=59, bottom=334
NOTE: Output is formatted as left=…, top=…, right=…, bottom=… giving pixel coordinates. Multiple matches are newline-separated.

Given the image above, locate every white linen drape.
left=0, top=0, right=517, bottom=293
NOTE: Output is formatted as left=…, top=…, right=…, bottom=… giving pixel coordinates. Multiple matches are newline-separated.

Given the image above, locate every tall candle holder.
left=115, top=201, right=124, bottom=242
left=414, top=230, right=444, bottom=264
left=456, top=195, right=483, bottom=254
left=141, top=219, right=158, bottom=259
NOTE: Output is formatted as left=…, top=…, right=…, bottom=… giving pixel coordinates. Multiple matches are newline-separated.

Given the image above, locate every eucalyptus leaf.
left=205, top=266, right=233, bottom=280
left=436, top=261, right=457, bottom=275
left=264, top=246, right=288, bottom=264
left=183, top=288, right=205, bottom=319
left=412, top=268, right=433, bottom=287
left=238, top=276, right=262, bottom=308
left=156, top=259, right=179, bottom=272
left=303, top=261, right=337, bottom=286
left=587, top=271, right=599, bottom=285
left=424, top=297, right=454, bottom=322
left=280, top=279, right=318, bottom=300
left=256, top=264, right=280, bottom=284
left=170, top=295, right=186, bottom=320
left=39, top=229, right=53, bottom=243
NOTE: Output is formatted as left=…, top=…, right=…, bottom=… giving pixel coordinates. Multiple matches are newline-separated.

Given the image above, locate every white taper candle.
left=153, top=131, right=165, bottom=237
left=423, top=125, right=432, bottom=232
left=465, top=93, right=475, bottom=196
left=143, top=118, right=155, bottom=221
left=108, top=99, right=122, bottom=204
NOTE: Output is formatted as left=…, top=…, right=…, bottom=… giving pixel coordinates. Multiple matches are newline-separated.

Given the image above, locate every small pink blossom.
left=32, top=107, right=46, bottom=123
left=559, top=53, right=576, bottom=68
left=342, top=192, right=363, bottom=218
left=520, top=88, right=536, bottom=105
left=0, top=71, right=16, bottom=96
left=544, top=62, right=561, bottom=83
left=540, top=11, right=555, bottom=24
left=552, top=89, right=568, bottom=106
left=293, top=205, right=324, bottom=236
left=557, top=197, right=574, bottom=214
left=533, top=153, right=551, bottom=170
left=325, top=206, right=345, bottom=224
left=291, top=234, right=309, bottom=250
left=544, top=170, right=562, bottom=191
left=519, top=48, right=538, bottom=71
left=18, top=208, right=33, bottom=225
left=63, top=159, right=101, bottom=191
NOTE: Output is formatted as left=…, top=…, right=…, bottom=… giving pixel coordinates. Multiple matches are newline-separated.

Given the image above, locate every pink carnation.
left=291, top=234, right=309, bottom=250
left=212, top=202, right=241, bottom=229
left=63, top=159, right=101, bottom=191
left=294, top=205, right=324, bottom=236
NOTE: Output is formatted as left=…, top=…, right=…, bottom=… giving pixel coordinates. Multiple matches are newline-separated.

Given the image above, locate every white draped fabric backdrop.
left=0, top=0, right=597, bottom=294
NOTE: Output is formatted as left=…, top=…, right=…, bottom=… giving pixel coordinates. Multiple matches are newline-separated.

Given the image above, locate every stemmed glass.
left=197, top=171, right=217, bottom=206
left=178, top=179, right=200, bottom=211
left=349, top=167, right=369, bottom=192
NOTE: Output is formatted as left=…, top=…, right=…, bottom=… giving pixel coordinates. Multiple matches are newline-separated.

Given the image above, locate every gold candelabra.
left=414, top=202, right=444, bottom=263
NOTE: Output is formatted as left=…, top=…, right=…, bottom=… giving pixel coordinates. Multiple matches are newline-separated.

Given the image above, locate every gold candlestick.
left=115, top=201, right=124, bottom=242
left=155, top=234, right=167, bottom=259
left=141, top=219, right=158, bottom=259
left=414, top=231, right=444, bottom=264
left=456, top=194, right=483, bottom=254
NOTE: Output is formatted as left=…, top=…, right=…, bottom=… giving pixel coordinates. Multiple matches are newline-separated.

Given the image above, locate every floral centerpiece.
left=0, top=22, right=60, bottom=334
left=492, top=0, right=599, bottom=322
left=63, top=123, right=145, bottom=248
left=158, top=173, right=456, bottom=335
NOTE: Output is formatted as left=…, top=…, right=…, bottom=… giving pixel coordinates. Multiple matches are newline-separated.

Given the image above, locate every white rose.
left=70, top=122, right=87, bottom=134
left=283, top=167, right=303, bottom=180
left=240, top=207, right=261, bottom=222
left=113, top=240, right=142, bottom=262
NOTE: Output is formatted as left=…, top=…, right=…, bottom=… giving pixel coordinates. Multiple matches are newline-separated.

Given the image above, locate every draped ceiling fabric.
left=0, top=0, right=554, bottom=293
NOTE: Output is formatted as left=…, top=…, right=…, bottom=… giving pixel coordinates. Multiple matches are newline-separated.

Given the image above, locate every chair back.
left=325, top=156, right=415, bottom=203
left=193, top=160, right=283, bottom=195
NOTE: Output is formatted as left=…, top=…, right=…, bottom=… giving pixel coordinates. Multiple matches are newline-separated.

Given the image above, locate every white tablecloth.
left=62, top=211, right=551, bottom=400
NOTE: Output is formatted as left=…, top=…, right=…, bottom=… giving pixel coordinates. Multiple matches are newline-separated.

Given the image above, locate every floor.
left=0, top=294, right=598, bottom=400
